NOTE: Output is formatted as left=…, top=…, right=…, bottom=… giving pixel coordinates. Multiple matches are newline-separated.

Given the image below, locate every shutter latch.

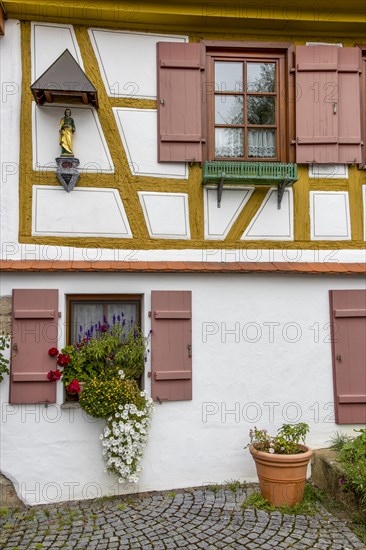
left=336, top=354, right=342, bottom=362
left=156, top=396, right=168, bottom=404
left=160, top=98, right=165, bottom=105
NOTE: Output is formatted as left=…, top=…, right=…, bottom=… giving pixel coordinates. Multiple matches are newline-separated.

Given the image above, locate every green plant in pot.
left=247, top=423, right=313, bottom=507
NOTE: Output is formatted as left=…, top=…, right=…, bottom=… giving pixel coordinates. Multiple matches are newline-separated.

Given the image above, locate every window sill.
left=61, top=401, right=81, bottom=409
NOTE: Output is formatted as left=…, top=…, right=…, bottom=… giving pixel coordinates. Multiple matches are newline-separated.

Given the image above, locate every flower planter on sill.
left=250, top=444, right=313, bottom=506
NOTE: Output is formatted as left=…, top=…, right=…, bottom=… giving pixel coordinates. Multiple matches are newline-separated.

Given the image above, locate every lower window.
left=67, top=294, right=141, bottom=343
left=65, top=294, right=142, bottom=400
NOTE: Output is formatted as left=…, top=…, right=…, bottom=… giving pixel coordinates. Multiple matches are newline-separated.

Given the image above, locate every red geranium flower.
left=57, top=353, right=71, bottom=367
left=47, top=369, right=62, bottom=382
left=66, top=379, right=80, bottom=394
left=48, top=347, right=59, bottom=357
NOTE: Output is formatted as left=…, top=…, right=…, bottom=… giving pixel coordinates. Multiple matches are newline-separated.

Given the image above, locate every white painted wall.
left=113, top=108, right=187, bottom=179
left=310, top=191, right=351, bottom=240
left=32, top=186, right=132, bottom=238
left=0, top=20, right=21, bottom=251
left=139, top=192, right=190, bottom=239
left=204, top=187, right=254, bottom=240
left=309, top=164, right=348, bottom=179
left=241, top=188, right=294, bottom=241
left=88, top=29, right=187, bottom=99
left=32, top=103, right=114, bottom=173
left=31, top=22, right=84, bottom=82
left=1, top=272, right=365, bottom=505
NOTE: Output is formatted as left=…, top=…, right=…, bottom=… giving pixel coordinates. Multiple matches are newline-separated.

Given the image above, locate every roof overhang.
left=2, top=0, right=366, bottom=37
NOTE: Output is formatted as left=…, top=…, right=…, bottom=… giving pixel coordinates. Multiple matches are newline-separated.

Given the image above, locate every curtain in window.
left=215, top=128, right=244, bottom=157
left=248, top=129, right=276, bottom=158
left=71, top=303, right=138, bottom=343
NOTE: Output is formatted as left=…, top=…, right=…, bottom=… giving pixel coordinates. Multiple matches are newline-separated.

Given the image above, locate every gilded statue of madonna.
left=59, top=108, right=76, bottom=156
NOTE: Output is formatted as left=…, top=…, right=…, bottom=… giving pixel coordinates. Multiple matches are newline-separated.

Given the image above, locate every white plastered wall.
left=1, top=271, right=365, bottom=505
left=0, top=20, right=21, bottom=249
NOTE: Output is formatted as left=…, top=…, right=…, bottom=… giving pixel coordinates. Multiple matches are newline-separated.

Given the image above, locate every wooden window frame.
left=201, top=41, right=295, bottom=163
left=66, top=294, right=142, bottom=345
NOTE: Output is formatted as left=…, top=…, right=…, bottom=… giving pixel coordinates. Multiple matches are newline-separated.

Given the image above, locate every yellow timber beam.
left=2, top=0, right=366, bottom=36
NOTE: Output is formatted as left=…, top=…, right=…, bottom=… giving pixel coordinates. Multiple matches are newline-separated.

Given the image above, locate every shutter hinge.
left=148, top=311, right=152, bottom=317
left=147, top=371, right=152, bottom=377
left=58, top=312, right=62, bottom=318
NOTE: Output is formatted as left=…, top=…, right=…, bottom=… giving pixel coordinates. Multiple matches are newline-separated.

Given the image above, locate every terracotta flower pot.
left=249, top=444, right=313, bottom=506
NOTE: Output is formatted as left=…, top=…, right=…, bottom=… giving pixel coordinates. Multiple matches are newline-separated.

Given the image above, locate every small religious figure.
left=59, top=108, right=76, bottom=156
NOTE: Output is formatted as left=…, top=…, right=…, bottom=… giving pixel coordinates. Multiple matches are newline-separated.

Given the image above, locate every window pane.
left=247, top=96, right=275, bottom=125
left=215, top=128, right=244, bottom=157
left=72, top=303, right=103, bottom=342
left=248, top=129, right=276, bottom=158
left=247, top=63, right=275, bottom=92
left=215, top=95, right=244, bottom=124
left=215, top=62, right=243, bottom=92
left=107, top=304, right=137, bottom=333
left=71, top=302, right=138, bottom=343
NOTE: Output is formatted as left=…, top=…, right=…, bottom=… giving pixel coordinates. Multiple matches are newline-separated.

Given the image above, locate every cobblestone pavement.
left=0, top=485, right=365, bottom=550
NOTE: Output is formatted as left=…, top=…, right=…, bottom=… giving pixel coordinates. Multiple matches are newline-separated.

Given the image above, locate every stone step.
left=311, top=448, right=363, bottom=516
left=0, top=473, right=24, bottom=508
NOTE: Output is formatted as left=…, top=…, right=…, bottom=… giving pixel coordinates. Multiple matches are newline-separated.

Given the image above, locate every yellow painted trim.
left=18, top=235, right=366, bottom=250
left=109, top=98, right=157, bottom=110
left=346, top=169, right=364, bottom=242
left=19, top=21, right=33, bottom=241
left=294, top=166, right=310, bottom=241
left=187, top=165, right=204, bottom=240
left=226, top=188, right=269, bottom=241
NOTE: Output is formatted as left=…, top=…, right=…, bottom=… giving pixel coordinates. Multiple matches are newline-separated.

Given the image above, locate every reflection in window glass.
left=215, top=95, right=244, bottom=124
left=247, top=63, right=275, bottom=92
left=215, top=128, right=244, bottom=157
left=215, top=62, right=243, bottom=91
left=247, top=96, right=275, bottom=125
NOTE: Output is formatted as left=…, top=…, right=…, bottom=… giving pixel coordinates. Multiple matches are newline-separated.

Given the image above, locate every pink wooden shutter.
left=296, top=46, right=362, bottom=164
left=296, top=45, right=338, bottom=163
left=10, top=289, right=58, bottom=404
left=329, top=290, right=366, bottom=424
left=337, top=47, right=362, bottom=163
left=151, top=290, right=192, bottom=401
left=157, top=42, right=203, bottom=162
